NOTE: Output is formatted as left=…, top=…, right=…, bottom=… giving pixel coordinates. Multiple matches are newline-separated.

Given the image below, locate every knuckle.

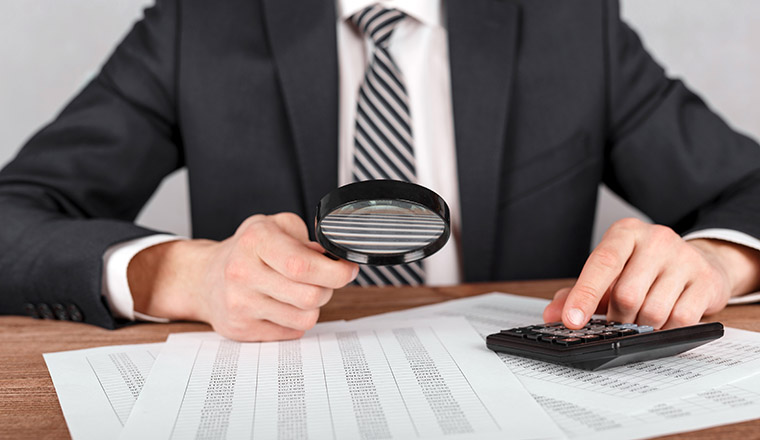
left=669, top=306, right=700, bottom=327
left=613, top=217, right=641, bottom=231
left=297, top=286, right=327, bottom=309
left=592, top=247, right=622, bottom=271
left=237, top=215, right=265, bottom=234
left=637, top=305, right=668, bottom=328
left=650, top=224, right=677, bottom=242
left=570, top=284, right=602, bottom=309
left=292, top=309, right=320, bottom=331
left=276, top=212, right=304, bottom=227
left=222, top=292, right=245, bottom=315
left=223, top=259, right=248, bottom=283
left=238, top=222, right=267, bottom=248
left=274, top=212, right=308, bottom=238
left=284, top=254, right=311, bottom=280
left=612, top=285, right=642, bottom=312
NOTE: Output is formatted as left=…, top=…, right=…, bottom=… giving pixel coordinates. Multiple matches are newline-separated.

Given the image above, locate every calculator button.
left=525, top=332, right=542, bottom=341
left=555, top=337, right=583, bottom=346
left=500, top=329, right=529, bottom=338
left=617, top=329, right=637, bottom=336
left=580, top=335, right=601, bottom=342
left=539, top=335, right=560, bottom=343
left=636, top=325, right=654, bottom=333
left=599, top=332, right=619, bottom=339
left=534, top=328, right=555, bottom=334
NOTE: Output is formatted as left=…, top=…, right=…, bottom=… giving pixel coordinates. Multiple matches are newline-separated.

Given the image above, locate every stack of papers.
left=44, top=292, right=760, bottom=439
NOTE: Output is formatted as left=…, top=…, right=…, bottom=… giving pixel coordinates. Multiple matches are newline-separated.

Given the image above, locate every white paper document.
left=120, top=317, right=564, bottom=440
left=43, top=343, right=163, bottom=440
left=535, top=373, right=760, bottom=439
left=358, top=292, right=760, bottom=410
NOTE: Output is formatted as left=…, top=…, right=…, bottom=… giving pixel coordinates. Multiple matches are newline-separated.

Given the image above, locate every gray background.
left=2, top=1, right=759, bottom=245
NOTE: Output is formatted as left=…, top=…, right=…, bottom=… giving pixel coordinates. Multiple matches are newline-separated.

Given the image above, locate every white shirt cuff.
left=683, top=228, right=760, bottom=304
left=101, top=234, right=183, bottom=322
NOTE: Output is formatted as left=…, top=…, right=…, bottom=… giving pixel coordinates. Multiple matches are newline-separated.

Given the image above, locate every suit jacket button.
left=23, top=303, right=40, bottom=319
left=52, top=304, right=70, bottom=321
left=37, top=303, right=55, bottom=320
left=66, top=304, right=84, bottom=322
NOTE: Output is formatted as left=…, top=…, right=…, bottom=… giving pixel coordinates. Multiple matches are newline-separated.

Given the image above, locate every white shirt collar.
left=338, top=0, right=443, bottom=28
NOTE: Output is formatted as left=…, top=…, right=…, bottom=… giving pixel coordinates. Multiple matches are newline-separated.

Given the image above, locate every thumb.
left=305, top=241, right=326, bottom=254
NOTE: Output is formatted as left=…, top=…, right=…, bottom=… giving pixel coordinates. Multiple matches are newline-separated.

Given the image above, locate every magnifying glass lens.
left=315, top=180, right=451, bottom=265
left=320, top=200, right=446, bottom=255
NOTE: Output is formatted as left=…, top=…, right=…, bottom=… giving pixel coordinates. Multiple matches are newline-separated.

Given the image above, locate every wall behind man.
left=1, top=1, right=759, bottom=246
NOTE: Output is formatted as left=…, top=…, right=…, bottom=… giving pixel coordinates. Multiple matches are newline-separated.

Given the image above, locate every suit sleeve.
left=601, top=0, right=760, bottom=239
left=0, top=0, right=182, bottom=328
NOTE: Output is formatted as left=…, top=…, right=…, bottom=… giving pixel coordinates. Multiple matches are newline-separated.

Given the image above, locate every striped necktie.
left=350, top=5, right=424, bottom=286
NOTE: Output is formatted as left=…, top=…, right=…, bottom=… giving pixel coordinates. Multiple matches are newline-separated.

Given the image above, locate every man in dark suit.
left=1, top=0, right=759, bottom=341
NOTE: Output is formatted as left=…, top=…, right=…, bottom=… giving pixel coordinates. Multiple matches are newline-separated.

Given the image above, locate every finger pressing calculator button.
left=556, top=337, right=583, bottom=346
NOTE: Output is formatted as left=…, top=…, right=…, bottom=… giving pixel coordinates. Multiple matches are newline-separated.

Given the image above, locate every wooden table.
left=1, top=279, right=758, bottom=439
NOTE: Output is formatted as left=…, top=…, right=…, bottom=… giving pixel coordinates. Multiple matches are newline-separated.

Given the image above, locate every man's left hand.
left=543, top=218, right=760, bottom=330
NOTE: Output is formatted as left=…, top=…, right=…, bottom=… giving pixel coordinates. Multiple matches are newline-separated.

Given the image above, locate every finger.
left=634, top=271, right=687, bottom=329
left=270, top=212, right=311, bottom=243
left=252, top=294, right=322, bottom=332
left=217, top=319, right=305, bottom=342
left=562, top=229, right=635, bottom=328
left=257, top=228, right=358, bottom=288
left=606, top=249, right=665, bottom=324
left=662, top=283, right=710, bottom=329
left=543, top=288, right=571, bottom=322
left=248, top=260, right=335, bottom=310
left=305, top=241, right=326, bottom=253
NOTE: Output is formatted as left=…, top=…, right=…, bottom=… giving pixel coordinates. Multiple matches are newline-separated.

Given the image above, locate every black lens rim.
left=315, top=180, right=451, bottom=265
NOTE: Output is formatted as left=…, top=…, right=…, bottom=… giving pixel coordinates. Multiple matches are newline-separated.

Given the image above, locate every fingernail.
left=566, top=308, right=585, bottom=327
left=352, top=265, right=359, bottom=279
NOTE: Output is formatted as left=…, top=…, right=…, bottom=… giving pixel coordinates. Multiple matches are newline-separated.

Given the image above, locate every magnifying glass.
left=315, top=180, right=451, bottom=265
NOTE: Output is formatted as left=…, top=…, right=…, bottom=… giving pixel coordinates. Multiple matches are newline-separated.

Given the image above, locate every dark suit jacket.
left=1, top=0, right=759, bottom=329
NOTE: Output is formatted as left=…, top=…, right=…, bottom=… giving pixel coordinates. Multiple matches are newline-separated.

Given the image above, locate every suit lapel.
left=262, top=0, right=339, bottom=231
left=447, top=0, right=520, bottom=281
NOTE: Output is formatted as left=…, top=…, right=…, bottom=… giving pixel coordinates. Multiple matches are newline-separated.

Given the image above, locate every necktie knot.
left=351, top=5, right=406, bottom=48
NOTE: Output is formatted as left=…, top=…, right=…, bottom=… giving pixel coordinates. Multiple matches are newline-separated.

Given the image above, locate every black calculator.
left=486, top=319, right=724, bottom=371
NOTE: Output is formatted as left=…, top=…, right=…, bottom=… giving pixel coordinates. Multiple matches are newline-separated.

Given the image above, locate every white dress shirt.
left=337, top=0, right=462, bottom=285
left=102, top=0, right=760, bottom=321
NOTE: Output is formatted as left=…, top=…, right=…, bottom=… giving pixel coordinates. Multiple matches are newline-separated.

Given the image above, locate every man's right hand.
left=127, top=213, right=359, bottom=341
